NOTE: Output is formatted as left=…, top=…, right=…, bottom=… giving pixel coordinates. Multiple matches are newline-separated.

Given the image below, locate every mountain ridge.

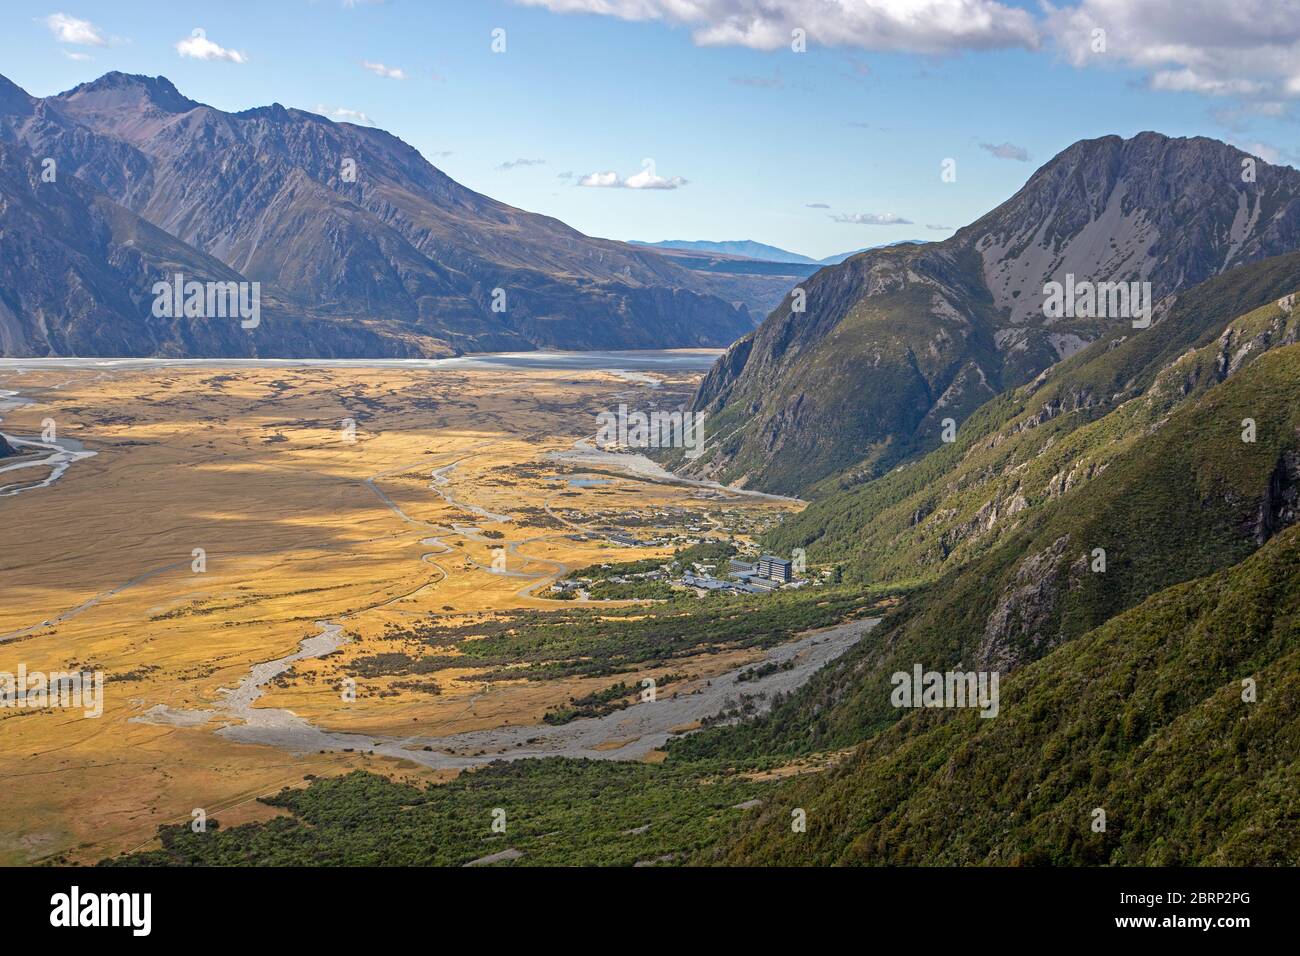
left=674, top=131, right=1300, bottom=495
left=0, top=71, right=755, bottom=358
left=629, top=238, right=930, bottom=266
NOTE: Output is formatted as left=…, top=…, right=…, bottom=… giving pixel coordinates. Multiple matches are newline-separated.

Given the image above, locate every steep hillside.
left=765, top=249, right=1300, bottom=585
left=708, top=522, right=1300, bottom=865
left=0, top=72, right=753, bottom=356
left=677, top=133, right=1300, bottom=494
left=0, top=137, right=413, bottom=357
left=671, top=297, right=1300, bottom=757
left=631, top=239, right=820, bottom=264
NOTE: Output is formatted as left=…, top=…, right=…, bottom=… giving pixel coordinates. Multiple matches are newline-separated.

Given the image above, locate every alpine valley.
left=3, top=64, right=1297, bottom=870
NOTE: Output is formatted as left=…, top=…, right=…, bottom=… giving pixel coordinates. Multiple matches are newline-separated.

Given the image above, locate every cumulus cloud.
left=831, top=211, right=914, bottom=225
left=43, top=12, right=107, bottom=45
left=519, top=1, right=1300, bottom=104
left=926, top=223, right=954, bottom=231
left=314, top=104, right=373, bottom=125
left=979, top=140, right=1030, bottom=161
left=176, top=29, right=247, bottom=63
left=1045, top=0, right=1300, bottom=101
left=361, top=60, right=406, bottom=79
left=1210, top=101, right=1290, bottom=131
left=577, top=160, right=687, bottom=189
left=514, top=0, right=1039, bottom=54
left=499, top=157, right=546, bottom=170
left=1240, top=141, right=1282, bottom=164
left=1224, top=138, right=1299, bottom=167
left=1148, top=69, right=1263, bottom=97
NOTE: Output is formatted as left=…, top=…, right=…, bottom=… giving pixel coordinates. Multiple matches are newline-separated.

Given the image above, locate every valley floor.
left=0, top=356, right=847, bottom=865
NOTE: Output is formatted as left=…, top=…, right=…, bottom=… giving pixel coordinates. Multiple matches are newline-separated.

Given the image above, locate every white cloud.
left=1148, top=69, right=1263, bottom=97
left=515, top=0, right=1039, bottom=54
left=1045, top=0, right=1300, bottom=100
left=314, top=104, right=373, bottom=125
left=830, top=212, right=914, bottom=225
left=1226, top=138, right=1298, bottom=167
left=362, top=60, right=406, bottom=79
left=1241, top=141, right=1282, bottom=164
left=43, top=12, right=107, bottom=46
left=522, top=1, right=1300, bottom=103
left=806, top=202, right=830, bottom=209
left=62, top=50, right=93, bottom=62
left=176, top=29, right=247, bottom=63
left=499, top=157, right=546, bottom=169
left=979, top=141, right=1029, bottom=161
left=577, top=160, right=686, bottom=189
left=578, top=171, right=624, bottom=187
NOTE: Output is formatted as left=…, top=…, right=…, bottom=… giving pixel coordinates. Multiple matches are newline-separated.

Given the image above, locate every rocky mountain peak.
left=59, top=72, right=198, bottom=113
left=0, top=74, right=34, bottom=116
left=681, top=131, right=1300, bottom=495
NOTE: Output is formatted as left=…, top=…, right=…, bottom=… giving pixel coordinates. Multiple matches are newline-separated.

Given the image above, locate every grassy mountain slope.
left=707, top=522, right=1300, bottom=865
left=765, top=250, right=1300, bottom=587
left=671, top=300, right=1300, bottom=758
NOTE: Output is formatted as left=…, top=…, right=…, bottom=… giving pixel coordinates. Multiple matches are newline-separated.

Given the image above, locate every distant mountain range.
left=630, top=238, right=928, bottom=266
left=673, top=132, right=1300, bottom=495
left=0, top=72, right=756, bottom=358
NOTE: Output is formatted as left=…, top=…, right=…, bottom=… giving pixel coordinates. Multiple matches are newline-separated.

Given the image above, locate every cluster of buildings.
left=682, top=554, right=797, bottom=594
left=548, top=550, right=805, bottom=600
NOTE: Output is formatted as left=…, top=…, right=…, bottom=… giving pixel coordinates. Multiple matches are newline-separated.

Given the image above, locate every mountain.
left=673, top=259, right=1300, bottom=864
left=674, top=133, right=1300, bottom=495
left=630, top=239, right=820, bottom=264
left=622, top=242, right=818, bottom=314
left=672, top=252, right=1300, bottom=757
left=764, top=248, right=1300, bottom=585
left=816, top=240, right=930, bottom=265
left=0, top=72, right=754, bottom=357
left=0, top=135, right=371, bottom=357
left=709, top=519, right=1300, bottom=865
left=629, top=238, right=930, bottom=267
left=96, top=254, right=1300, bottom=868
left=0, top=435, right=15, bottom=458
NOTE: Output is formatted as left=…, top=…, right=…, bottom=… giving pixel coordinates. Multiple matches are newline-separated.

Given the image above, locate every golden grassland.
left=0, top=362, right=798, bottom=864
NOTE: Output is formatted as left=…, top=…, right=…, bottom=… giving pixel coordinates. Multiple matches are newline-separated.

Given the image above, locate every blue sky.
left=4, top=1, right=1298, bottom=260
